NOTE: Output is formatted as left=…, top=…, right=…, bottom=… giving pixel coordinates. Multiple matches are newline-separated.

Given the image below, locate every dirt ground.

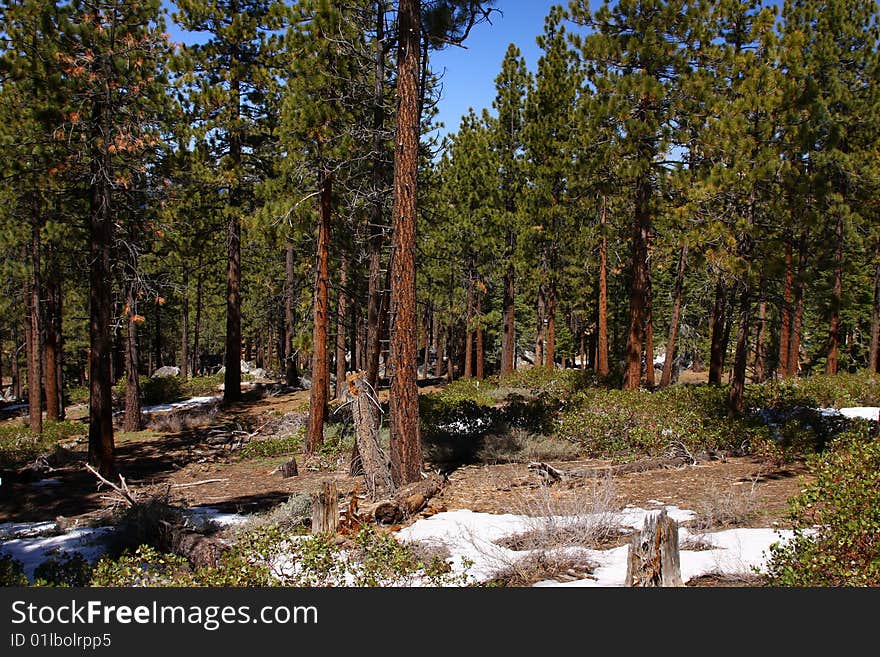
left=0, top=384, right=810, bottom=535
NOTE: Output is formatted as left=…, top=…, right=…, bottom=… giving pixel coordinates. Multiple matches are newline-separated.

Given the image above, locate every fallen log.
left=373, top=472, right=445, bottom=525
left=170, top=530, right=230, bottom=569
left=528, top=454, right=700, bottom=485
left=347, top=372, right=393, bottom=500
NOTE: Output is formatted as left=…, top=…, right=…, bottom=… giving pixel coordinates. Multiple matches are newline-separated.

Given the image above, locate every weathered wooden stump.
left=280, top=457, right=298, bottom=478
left=311, top=480, right=339, bottom=534
left=625, top=509, right=683, bottom=587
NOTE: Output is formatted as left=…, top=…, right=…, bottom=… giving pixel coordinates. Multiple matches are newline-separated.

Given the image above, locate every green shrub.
left=0, top=420, right=85, bottom=469
left=33, top=552, right=93, bottom=587
left=765, top=423, right=880, bottom=586
left=431, top=379, right=497, bottom=407
left=183, top=374, right=224, bottom=398
left=65, top=385, right=89, bottom=405
left=90, top=545, right=193, bottom=587
left=494, top=367, right=595, bottom=398
left=0, top=553, right=28, bottom=586
left=239, top=433, right=303, bottom=459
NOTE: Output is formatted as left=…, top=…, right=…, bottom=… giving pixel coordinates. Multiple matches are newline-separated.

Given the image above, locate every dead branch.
left=171, top=478, right=228, bottom=489
left=84, top=464, right=138, bottom=506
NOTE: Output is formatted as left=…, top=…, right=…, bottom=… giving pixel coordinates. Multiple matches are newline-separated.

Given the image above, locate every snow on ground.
left=396, top=508, right=793, bottom=587
left=141, top=395, right=221, bottom=415
left=0, top=506, right=249, bottom=582
left=818, top=406, right=880, bottom=422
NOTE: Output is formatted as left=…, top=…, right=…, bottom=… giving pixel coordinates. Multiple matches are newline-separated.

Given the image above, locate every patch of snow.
left=0, top=526, right=115, bottom=581
left=836, top=407, right=879, bottom=422
left=0, top=521, right=59, bottom=540
left=437, top=416, right=493, bottom=435
left=397, top=507, right=790, bottom=587
left=141, top=395, right=220, bottom=415
left=184, top=506, right=249, bottom=530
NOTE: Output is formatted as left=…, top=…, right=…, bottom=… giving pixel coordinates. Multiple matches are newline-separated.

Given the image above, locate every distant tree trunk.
left=546, top=277, right=557, bottom=369
left=335, top=257, right=348, bottom=400
left=475, top=290, right=484, bottom=380
left=728, top=283, right=751, bottom=416
left=88, top=91, right=115, bottom=475
left=660, top=245, right=687, bottom=388
left=434, top=330, right=445, bottom=378
left=365, top=0, right=388, bottom=393
left=464, top=274, right=474, bottom=378
left=754, top=293, right=767, bottom=384
left=192, top=261, right=203, bottom=377
left=708, top=279, right=727, bottom=386
left=623, top=177, right=651, bottom=390
left=180, top=268, right=189, bottom=381
left=154, top=299, right=162, bottom=371
left=778, top=236, right=793, bottom=378
left=123, top=286, right=143, bottom=433
left=597, top=194, right=609, bottom=378
left=644, top=266, right=655, bottom=388
left=388, top=0, right=423, bottom=486
left=223, top=70, right=243, bottom=403
left=501, top=246, right=516, bottom=375
left=787, top=237, right=807, bottom=377
left=422, top=305, right=431, bottom=379
left=870, top=239, right=880, bottom=373
left=45, top=253, right=62, bottom=422
left=12, top=325, right=21, bottom=400
left=307, top=171, right=332, bottom=453
left=26, top=209, right=43, bottom=435
left=826, top=215, right=844, bottom=375
left=285, top=241, right=300, bottom=387
left=536, top=261, right=546, bottom=367
left=447, top=324, right=455, bottom=382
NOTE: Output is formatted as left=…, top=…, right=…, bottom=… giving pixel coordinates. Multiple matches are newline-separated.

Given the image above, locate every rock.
left=240, top=360, right=255, bottom=374
left=249, top=367, right=268, bottom=379
left=151, top=366, right=180, bottom=378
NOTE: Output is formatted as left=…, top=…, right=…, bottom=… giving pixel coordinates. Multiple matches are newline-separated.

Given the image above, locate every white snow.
left=818, top=406, right=880, bottom=422
left=184, top=506, right=250, bottom=530
left=141, top=395, right=220, bottom=415
left=396, top=508, right=793, bottom=587
left=0, top=526, right=115, bottom=580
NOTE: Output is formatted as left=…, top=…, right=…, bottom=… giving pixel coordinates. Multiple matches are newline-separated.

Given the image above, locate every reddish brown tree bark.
left=475, top=289, right=484, bottom=380
left=335, top=257, right=348, bottom=400
left=623, top=179, right=651, bottom=390
left=388, top=0, right=423, bottom=485
left=708, top=279, right=727, bottom=386
left=123, top=286, right=143, bottom=433
left=307, top=173, right=333, bottom=453
left=778, top=236, right=793, bottom=378
left=44, top=249, right=62, bottom=422
left=870, top=238, right=880, bottom=373
left=597, top=195, right=609, bottom=378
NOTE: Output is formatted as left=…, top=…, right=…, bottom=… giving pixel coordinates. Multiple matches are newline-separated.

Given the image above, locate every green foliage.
left=0, top=553, right=28, bottom=586
left=239, top=432, right=303, bottom=459
left=431, top=379, right=497, bottom=407
left=0, top=420, right=85, bottom=468
left=33, top=552, right=93, bottom=587
left=90, top=545, right=192, bottom=587
left=765, top=423, right=880, bottom=586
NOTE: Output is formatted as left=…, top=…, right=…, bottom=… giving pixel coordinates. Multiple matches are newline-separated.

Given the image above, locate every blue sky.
left=428, top=0, right=563, bottom=138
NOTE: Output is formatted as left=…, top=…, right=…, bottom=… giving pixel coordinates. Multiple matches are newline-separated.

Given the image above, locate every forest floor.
left=0, top=380, right=809, bottom=551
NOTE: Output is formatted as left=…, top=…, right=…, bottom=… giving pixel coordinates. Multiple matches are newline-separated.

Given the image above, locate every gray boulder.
left=151, top=366, right=180, bottom=378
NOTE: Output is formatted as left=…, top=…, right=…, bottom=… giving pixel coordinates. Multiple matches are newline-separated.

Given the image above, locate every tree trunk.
left=434, top=330, right=445, bottom=378
left=536, top=264, right=546, bottom=367
left=123, top=286, right=143, bottom=433
left=365, top=1, right=388, bottom=393
left=870, top=239, right=880, bottom=373
left=787, top=237, right=807, bottom=378
left=12, top=325, right=21, bottom=400
left=335, top=257, right=348, bottom=400
left=307, top=171, right=332, bottom=453
left=778, top=236, right=793, bottom=378
left=180, top=268, right=189, bottom=381
left=546, top=277, right=557, bottom=369
left=464, top=273, right=474, bottom=378
left=446, top=324, right=455, bottom=381
left=44, top=251, right=62, bottom=422
left=754, top=294, right=767, bottom=384
left=223, top=61, right=243, bottom=403
left=423, top=305, right=431, bottom=379
left=660, top=244, right=687, bottom=388
left=623, top=177, right=651, bottom=390
left=284, top=241, right=300, bottom=386
left=192, top=261, right=203, bottom=377
left=597, top=194, right=609, bottom=378
left=389, top=0, right=423, bottom=486
left=644, top=259, right=655, bottom=388
left=728, top=283, right=751, bottom=416
left=26, top=211, right=43, bottom=435
left=708, top=279, right=727, bottom=386
left=501, top=250, right=516, bottom=376
left=88, top=90, right=115, bottom=476
left=475, top=288, right=484, bottom=380
left=826, top=215, right=844, bottom=375
left=349, top=373, right=393, bottom=500
left=311, top=480, right=339, bottom=535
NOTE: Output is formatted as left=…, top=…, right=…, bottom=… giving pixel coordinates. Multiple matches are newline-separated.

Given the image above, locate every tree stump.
left=280, top=457, right=298, bottom=478
left=347, top=372, right=394, bottom=500
left=625, top=509, right=683, bottom=587
left=311, top=480, right=339, bottom=534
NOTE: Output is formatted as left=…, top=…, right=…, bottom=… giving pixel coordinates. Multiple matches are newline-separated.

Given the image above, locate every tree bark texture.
left=625, top=509, right=682, bottom=587
left=335, top=258, right=348, bottom=400
left=597, top=195, right=609, bottom=378
left=623, top=176, right=651, bottom=390
left=708, top=279, right=727, bottom=386
left=307, top=172, right=332, bottom=453
left=389, top=0, right=423, bottom=486
left=660, top=244, right=687, bottom=388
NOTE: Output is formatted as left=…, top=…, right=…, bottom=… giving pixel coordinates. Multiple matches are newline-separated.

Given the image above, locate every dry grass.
left=477, top=428, right=583, bottom=464
left=146, top=407, right=219, bottom=433
left=690, top=479, right=759, bottom=531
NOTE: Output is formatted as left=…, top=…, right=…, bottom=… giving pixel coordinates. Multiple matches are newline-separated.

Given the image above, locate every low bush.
left=0, top=420, right=86, bottom=469
left=0, top=553, right=28, bottom=586
left=33, top=552, right=93, bottom=587
left=765, top=422, right=880, bottom=586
